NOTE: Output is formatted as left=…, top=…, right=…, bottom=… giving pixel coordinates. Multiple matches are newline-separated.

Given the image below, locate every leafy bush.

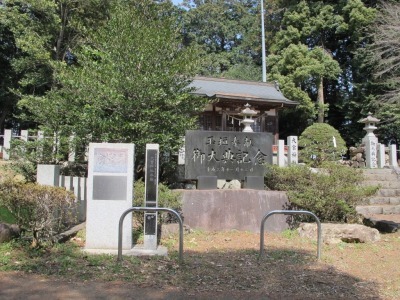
left=299, top=123, right=347, bottom=167
left=0, top=179, right=76, bottom=247
left=133, top=179, right=182, bottom=224
left=265, top=163, right=378, bottom=223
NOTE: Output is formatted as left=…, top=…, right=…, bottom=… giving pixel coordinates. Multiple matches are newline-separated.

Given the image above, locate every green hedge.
left=265, top=162, right=378, bottom=223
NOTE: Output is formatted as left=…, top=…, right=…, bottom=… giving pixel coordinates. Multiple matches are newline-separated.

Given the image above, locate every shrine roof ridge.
left=189, top=76, right=298, bottom=107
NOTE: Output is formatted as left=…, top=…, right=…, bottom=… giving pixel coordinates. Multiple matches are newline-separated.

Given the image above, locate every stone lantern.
left=358, top=112, right=380, bottom=168
left=239, top=103, right=257, bottom=132
left=359, top=112, right=380, bottom=145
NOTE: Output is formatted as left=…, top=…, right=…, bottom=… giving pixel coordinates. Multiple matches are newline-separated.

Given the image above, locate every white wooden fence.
left=0, top=129, right=81, bottom=162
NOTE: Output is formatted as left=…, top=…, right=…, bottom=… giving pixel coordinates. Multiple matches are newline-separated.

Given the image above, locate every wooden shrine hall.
left=189, top=77, right=298, bottom=143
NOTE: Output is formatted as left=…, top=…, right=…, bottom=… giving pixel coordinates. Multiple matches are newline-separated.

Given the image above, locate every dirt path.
left=0, top=271, right=279, bottom=300
left=1, top=229, right=399, bottom=299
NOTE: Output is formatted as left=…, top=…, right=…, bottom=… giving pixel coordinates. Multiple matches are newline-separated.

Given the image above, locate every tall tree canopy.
left=368, top=1, right=400, bottom=145
left=18, top=0, right=207, bottom=160
left=267, top=0, right=376, bottom=138
left=2, top=0, right=396, bottom=153
left=181, top=0, right=262, bottom=79
left=371, top=0, right=400, bottom=104
left=0, top=0, right=111, bottom=129
left=0, top=21, right=19, bottom=130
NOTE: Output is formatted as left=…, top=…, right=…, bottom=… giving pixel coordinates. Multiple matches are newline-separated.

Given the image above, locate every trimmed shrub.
left=133, top=179, right=182, bottom=224
left=265, top=162, right=378, bottom=223
left=0, top=179, right=76, bottom=247
left=299, top=123, right=347, bottom=167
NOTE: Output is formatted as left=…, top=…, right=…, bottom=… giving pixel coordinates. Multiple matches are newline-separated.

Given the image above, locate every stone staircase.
left=356, top=168, right=400, bottom=232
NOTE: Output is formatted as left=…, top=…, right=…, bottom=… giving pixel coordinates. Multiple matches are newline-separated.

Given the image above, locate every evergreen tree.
left=0, top=0, right=111, bottom=129
left=19, top=0, right=208, bottom=161
left=181, top=0, right=262, bottom=79
left=267, top=0, right=376, bottom=141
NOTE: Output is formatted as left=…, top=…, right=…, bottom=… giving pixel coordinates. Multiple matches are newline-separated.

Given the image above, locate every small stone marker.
left=85, top=143, right=134, bottom=251
left=287, top=136, right=298, bottom=165
left=144, top=144, right=159, bottom=250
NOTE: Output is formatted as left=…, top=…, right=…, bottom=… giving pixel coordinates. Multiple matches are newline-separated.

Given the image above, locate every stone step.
left=375, top=188, right=400, bottom=197
left=362, top=168, right=395, bottom=175
left=363, top=173, right=398, bottom=181
left=362, top=180, right=400, bottom=188
left=369, top=197, right=400, bottom=205
left=356, top=204, right=400, bottom=215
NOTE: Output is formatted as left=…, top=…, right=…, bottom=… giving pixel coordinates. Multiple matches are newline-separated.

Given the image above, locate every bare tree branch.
left=371, top=1, right=400, bottom=103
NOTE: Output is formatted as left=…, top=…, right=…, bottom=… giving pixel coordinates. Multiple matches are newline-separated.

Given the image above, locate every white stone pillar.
left=37, top=131, right=44, bottom=159
left=37, top=164, right=61, bottom=186
left=68, top=135, right=76, bottom=162
left=20, top=130, right=29, bottom=142
left=377, top=143, right=386, bottom=168
left=389, top=144, right=398, bottom=167
left=52, top=132, right=60, bottom=162
left=277, top=139, right=285, bottom=167
left=3, top=129, right=12, bottom=160
left=287, top=136, right=298, bottom=165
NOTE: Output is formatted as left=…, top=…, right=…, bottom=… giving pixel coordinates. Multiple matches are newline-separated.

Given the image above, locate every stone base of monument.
left=181, top=190, right=290, bottom=233
left=130, top=244, right=168, bottom=256
left=83, top=245, right=168, bottom=257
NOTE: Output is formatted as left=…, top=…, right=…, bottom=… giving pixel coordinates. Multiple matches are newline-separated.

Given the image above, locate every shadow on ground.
left=0, top=245, right=381, bottom=300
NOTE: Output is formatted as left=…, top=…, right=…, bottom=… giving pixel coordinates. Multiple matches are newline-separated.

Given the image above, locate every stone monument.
left=143, top=144, right=159, bottom=250
left=85, top=143, right=134, bottom=251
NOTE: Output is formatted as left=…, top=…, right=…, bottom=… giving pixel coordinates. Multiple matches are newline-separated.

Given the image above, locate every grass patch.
left=0, top=206, right=16, bottom=224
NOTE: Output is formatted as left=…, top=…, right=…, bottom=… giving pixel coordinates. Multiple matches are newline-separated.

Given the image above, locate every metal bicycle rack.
left=117, top=207, right=184, bottom=264
left=259, top=210, right=322, bottom=260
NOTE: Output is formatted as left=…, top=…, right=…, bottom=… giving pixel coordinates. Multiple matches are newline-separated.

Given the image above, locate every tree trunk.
left=31, top=231, right=39, bottom=248
left=56, top=3, right=68, bottom=61
left=317, top=76, right=324, bottom=123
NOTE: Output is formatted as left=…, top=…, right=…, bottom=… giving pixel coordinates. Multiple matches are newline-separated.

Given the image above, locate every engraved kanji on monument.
left=85, top=143, right=134, bottom=250
left=185, top=131, right=273, bottom=180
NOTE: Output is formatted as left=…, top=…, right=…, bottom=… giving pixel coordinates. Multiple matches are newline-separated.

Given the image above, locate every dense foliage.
left=17, top=1, right=207, bottom=161
left=299, top=123, right=347, bottom=167
left=1, top=0, right=400, bottom=156
left=265, top=163, right=378, bottom=223
left=0, top=0, right=111, bottom=130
